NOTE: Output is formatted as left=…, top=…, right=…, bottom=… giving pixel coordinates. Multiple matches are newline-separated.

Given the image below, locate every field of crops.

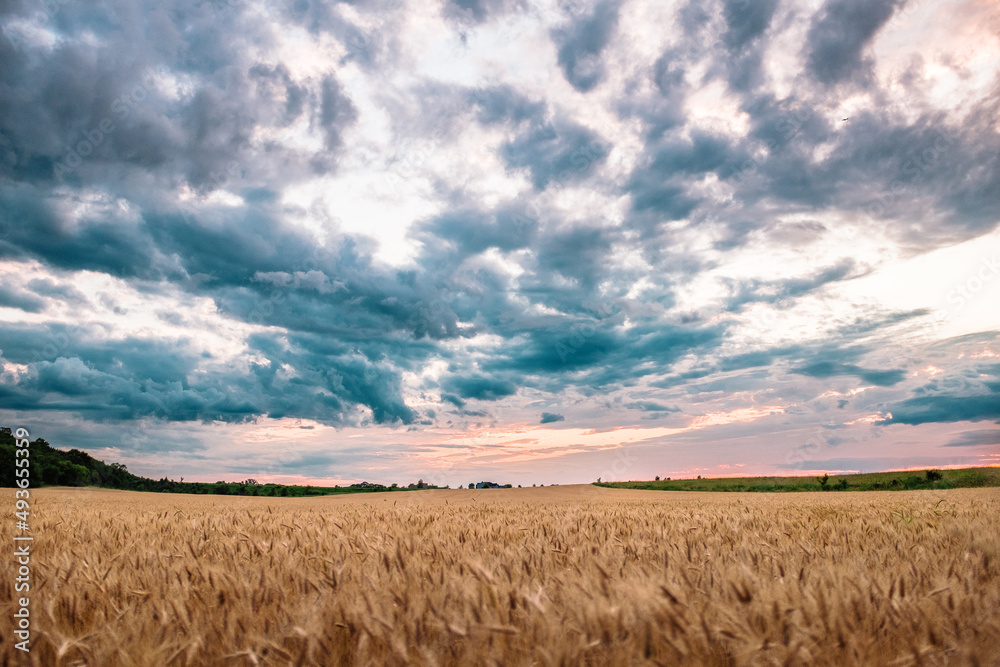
left=597, top=466, right=1000, bottom=493
left=3, top=485, right=999, bottom=665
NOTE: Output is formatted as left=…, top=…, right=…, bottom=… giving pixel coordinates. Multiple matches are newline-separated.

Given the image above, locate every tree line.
left=0, top=430, right=441, bottom=497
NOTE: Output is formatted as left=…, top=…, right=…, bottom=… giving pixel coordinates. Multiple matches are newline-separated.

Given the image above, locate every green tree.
left=54, top=460, right=89, bottom=486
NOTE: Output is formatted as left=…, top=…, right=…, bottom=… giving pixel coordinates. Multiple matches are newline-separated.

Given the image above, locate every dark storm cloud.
left=417, top=207, right=538, bottom=258
left=711, top=0, right=779, bottom=92
left=626, top=129, right=745, bottom=220
left=650, top=130, right=747, bottom=178
left=527, top=224, right=619, bottom=298
left=540, top=412, right=564, bottom=424
left=0, top=321, right=418, bottom=425
left=945, top=430, right=1000, bottom=447
left=721, top=0, right=779, bottom=52
left=881, top=395, right=1000, bottom=426
left=800, top=111, right=1000, bottom=240
left=613, top=0, right=999, bottom=252
left=247, top=63, right=308, bottom=127
left=312, top=76, right=358, bottom=171
left=626, top=179, right=698, bottom=221
left=0, top=183, right=467, bottom=347
left=147, top=205, right=330, bottom=288
left=804, top=0, right=902, bottom=85
left=501, top=118, right=609, bottom=190
left=792, top=361, right=906, bottom=387
left=468, top=85, right=546, bottom=126
left=649, top=332, right=917, bottom=399
left=879, top=359, right=1000, bottom=425
left=441, top=393, right=466, bottom=408
left=624, top=401, right=680, bottom=412
left=442, top=375, right=517, bottom=401
left=614, top=48, right=688, bottom=141
left=626, top=86, right=1000, bottom=252
left=275, top=1, right=404, bottom=69
left=218, top=273, right=463, bottom=349
left=479, top=319, right=725, bottom=392
left=0, top=1, right=357, bottom=194
left=443, top=0, right=525, bottom=24
left=678, top=368, right=773, bottom=395
left=24, top=278, right=89, bottom=304
left=552, top=1, right=621, bottom=93
left=0, top=326, right=259, bottom=422
left=247, top=332, right=418, bottom=424
left=0, top=182, right=165, bottom=279
left=724, top=259, right=860, bottom=311
left=463, top=82, right=610, bottom=190
left=718, top=351, right=777, bottom=372
left=0, top=186, right=462, bottom=428
left=0, top=284, right=46, bottom=313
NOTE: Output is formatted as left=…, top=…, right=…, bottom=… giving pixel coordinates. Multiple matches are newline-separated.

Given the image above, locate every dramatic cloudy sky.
left=1, top=0, right=998, bottom=486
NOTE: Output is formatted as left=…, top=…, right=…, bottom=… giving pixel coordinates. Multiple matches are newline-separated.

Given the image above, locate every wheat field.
left=2, top=485, right=998, bottom=666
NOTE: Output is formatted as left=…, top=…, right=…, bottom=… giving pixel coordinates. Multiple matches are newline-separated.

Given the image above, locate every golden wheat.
left=2, top=485, right=998, bottom=666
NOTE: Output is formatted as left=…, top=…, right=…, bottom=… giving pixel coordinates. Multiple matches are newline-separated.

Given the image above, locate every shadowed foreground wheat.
left=2, top=485, right=998, bottom=665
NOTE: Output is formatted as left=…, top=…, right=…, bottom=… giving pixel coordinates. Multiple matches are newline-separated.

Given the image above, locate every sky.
left=1, top=0, right=999, bottom=488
